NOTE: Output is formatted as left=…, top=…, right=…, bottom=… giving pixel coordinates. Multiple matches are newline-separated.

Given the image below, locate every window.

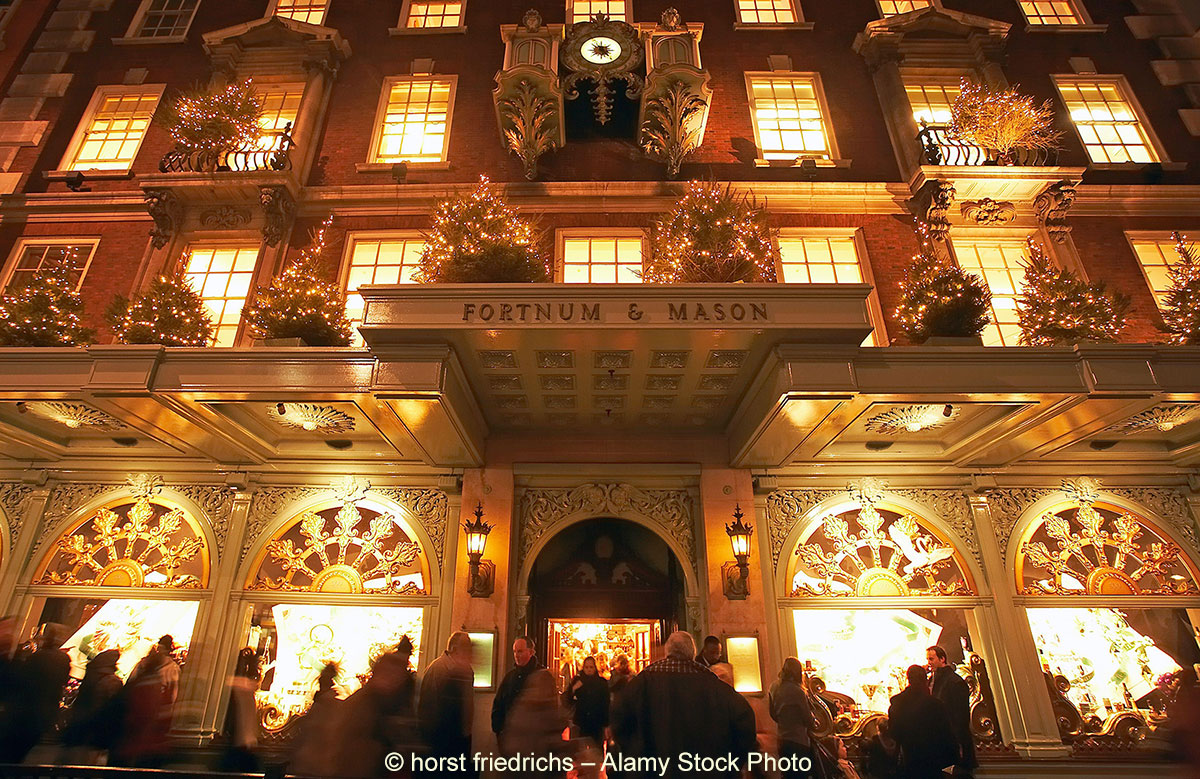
left=2, top=240, right=97, bottom=293
left=403, top=0, right=465, bottom=29
left=746, top=74, right=836, bottom=161
left=950, top=236, right=1034, bottom=346
left=1127, top=234, right=1181, bottom=309
left=62, top=87, right=162, bottom=172
left=128, top=0, right=200, bottom=39
left=343, top=234, right=424, bottom=340
left=1019, top=0, right=1085, bottom=25
left=654, top=38, right=692, bottom=66
left=903, top=78, right=961, bottom=125
left=513, top=39, right=550, bottom=67
left=1055, top=77, right=1160, bottom=164
left=370, top=77, right=455, bottom=165
left=878, top=0, right=931, bottom=15
left=777, top=231, right=884, bottom=345
left=272, top=0, right=327, bottom=24
left=736, top=0, right=797, bottom=24
left=560, top=234, right=644, bottom=283
left=257, top=84, right=304, bottom=143
left=568, top=0, right=627, bottom=24
left=183, top=245, right=260, bottom=347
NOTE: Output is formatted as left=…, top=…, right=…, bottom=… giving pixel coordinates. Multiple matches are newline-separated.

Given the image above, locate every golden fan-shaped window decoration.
left=791, top=481, right=972, bottom=597
left=1018, top=480, right=1199, bottom=596
left=250, top=500, right=426, bottom=595
left=38, top=495, right=207, bottom=588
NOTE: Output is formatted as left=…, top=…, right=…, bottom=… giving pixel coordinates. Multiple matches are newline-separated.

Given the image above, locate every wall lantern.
left=463, top=502, right=495, bottom=598
left=723, top=504, right=753, bottom=600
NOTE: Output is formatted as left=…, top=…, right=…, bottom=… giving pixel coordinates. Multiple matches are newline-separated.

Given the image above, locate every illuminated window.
left=1127, top=234, right=1182, bottom=309
left=63, top=86, right=162, bottom=172
left=561, top=234, right=644, bottom=283
left=2, top=240, right=97, bottom=293
left=1019, top=0, right=1085, bottom=25
left=1055, top=77, right=1159, bottom=164
left=183, top=245, right=260, bottom=347
left=878, top=0, right=930, bottom=15
left=568, top=0, right=627, bottom=24
left=950, top=236, right=1033, bottom=346
left=903, top=79, right=961, bottom=125
left=404, top=0, right=465, bottom=28
left=272, top=0, right=328, bottom=24
left=370, top=77, right=455, bottom=164
left=130, top=0, right=200, bottom=38
left=736, top=0, right=797, bottom=24
left=778, top=235, right=863, bottom=284
left=343, top=235, right=425, bottom=338
left=746, top=74, right=835, bottom=161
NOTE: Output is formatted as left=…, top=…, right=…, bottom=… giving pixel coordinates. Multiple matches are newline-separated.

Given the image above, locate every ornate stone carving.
left=268, top=403, right=356, bottom=434
left=516, top=483, right=696, bottom=578
left=24, top=401, right=123, bottom=431
left=38, top=483, right=126, bottom=557
left=1111, top=404, right=1200, bottom=434
left=891, top=487, right=982, bottom=569
left=373, top=487, right=450, bottom=568
left=200, top=205, right=252, bottom=229
left=259, top=185, right=296, bottom=247
left=242, top=486, right=328, bottom=563
left=1107, top=485, right=1199, bottom=552
left=907, top=179, right=956, bottom=240
left=641, top=79, right=707, bottom=178
left=521, top=8, right=542, bottom=32
left=983, top=488, right=1053, bottom=556
left=765, top=489, right=841, bottom=569
left=960, top=198, right=1017, bottom=225
left=865, top=404, right=959, bottom=435
left=173, top=484, right=235, bottom=555
left=0, top=483, right=33, bottom=547
left=498, top=79, right=560, bottom=180
left=1034, top=180, right=1077, bottom=243
left=144, top=189, right=182, bottom=249
left=561, top=14, right=645, bottom=125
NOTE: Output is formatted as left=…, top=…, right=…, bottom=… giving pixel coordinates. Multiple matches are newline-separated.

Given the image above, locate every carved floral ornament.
left=789, top=478, right=974, bottom=598
left=248, top=477, right=427, bottom=595
left=36, top=475, right=208, bottom=589
left=1017, top=478, right=1200, bottom=597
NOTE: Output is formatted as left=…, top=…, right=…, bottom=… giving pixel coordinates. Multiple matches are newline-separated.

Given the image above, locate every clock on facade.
left=561, top=13, right=645, bottom=124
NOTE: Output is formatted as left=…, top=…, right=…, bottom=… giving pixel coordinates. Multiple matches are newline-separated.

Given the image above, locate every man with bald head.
left=611, top=631, right=759, bottom=779
left=418, top=632, right=475, bottom=777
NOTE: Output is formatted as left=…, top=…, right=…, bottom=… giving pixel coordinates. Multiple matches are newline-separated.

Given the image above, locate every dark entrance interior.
left=527, top=518, right=686, bottom=690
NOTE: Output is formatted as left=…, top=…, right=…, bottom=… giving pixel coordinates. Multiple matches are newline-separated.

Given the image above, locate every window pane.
left=569, top=0, right=626, bottom=23
left=736, top=0, right=796, bottom=24
left=274, top=0, right=327, bottom=24
left=562, top=235, right=644, bottom=284
left=1019, top=0, right=1084, bottom=24
left=951, top=236, right=1033, bottom=346
left=748, top=76, right=832, bottom=160
left=135, top=0, right=200, bottom=37
left=344, top=236, right=424, bottom=344
left=878, top=0, right=930, bottom=16
left=1057, top=78, right=1158, bottom=164
left=184, top=245, right=261, bottom=347
left=1130, top=235, right=1186, bottom=310
left=3, top=242, right=95, bottom=292
left=406, top=0, right=464, bottom=28
left=69, top=90, right=160, bottom=171
left=373, top=79, right=454, bottom=164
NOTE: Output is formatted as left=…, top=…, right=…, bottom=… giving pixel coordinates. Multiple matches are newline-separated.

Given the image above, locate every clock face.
left=581, top=35, right=622, bottom=65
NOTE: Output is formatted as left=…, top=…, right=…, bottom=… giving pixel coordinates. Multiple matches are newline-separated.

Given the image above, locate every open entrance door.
left=547, top=619, right=660, bottom=691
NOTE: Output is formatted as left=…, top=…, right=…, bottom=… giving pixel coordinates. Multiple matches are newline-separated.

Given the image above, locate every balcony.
left=917, top=122, right=1059, bottom=168
left=157, top=124, right=295, bottom=175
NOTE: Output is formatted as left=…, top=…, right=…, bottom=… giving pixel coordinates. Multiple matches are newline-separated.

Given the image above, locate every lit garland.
left=1016, top=239, right=1129, bottom=346
left=643, top=181, right=779, bottom=284
left=0, top=249, right=94, bottom=347
left=242, top=216, right=353, bottom=346
left=1160, top=231, right=1200, bottom=345
left=894, top=222, right=991, bottom=343
left=949, top=79, right=1062, bottom=163
left=415, top=177, right=549, bottom=283
left=161, top=79, right=264, bottom=154
left=106, top=263, right=214, bottom=347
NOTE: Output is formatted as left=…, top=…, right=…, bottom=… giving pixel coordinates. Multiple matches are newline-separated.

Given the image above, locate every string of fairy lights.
left=1162, top=231, right=1200, bottom=345
left=0, top=248, right=94, bottom=347
left=165, top=79, right=264, bottom=153
left=108, top=264, right=213, bottom=347
left=948, top=78, right=1062, bottom=160
left=1016, top=238, right=1129, bottom=346
left=894, top=221, right=992, bottom=344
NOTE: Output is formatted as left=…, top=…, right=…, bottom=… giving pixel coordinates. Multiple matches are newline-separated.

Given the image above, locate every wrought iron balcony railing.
left=917, top=122, right=1058, bottom=167
left=158, top=123, right=295, bottom=174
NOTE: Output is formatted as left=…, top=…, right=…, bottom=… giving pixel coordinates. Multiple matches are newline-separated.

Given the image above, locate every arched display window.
left=24, top=475, right=212, bottom=682
left=240, top=481, right=435, bottom=737
left=774, top=479, right=990, bottom=746
left=1013, top=478, right=1200, bottom=749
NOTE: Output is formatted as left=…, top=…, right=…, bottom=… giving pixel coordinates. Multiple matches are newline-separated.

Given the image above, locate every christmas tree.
left=949, top=79, right=1061, bottom=163
left=107, top=263, right=214, bottom=347
left=415, top=177, right=549, bottom=283
left=242, top=216, right=353, bottom=346
left=1016, top=239, right=1129, bottom=346
left=642, top=181, right=778, bottom=284
left=0, top=249, right=94, bottom=347
left=895, top=222, right=992, bottom=343
left=1160, top=232, right=1200, bottom=345
left=160, top=79, right=264, bottom=155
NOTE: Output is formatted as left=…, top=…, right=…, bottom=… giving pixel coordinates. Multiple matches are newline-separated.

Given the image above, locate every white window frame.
left=366, top=75, right=458, bottom=167
left=119, top=0, right=201, bottom=44
left=1124, top=230, right=1183, bottom=311
left=267, top=0, right=329, bottom=25
left=395, top=0, right=468, bottom=33
left=876, top=0, right=936, bottom=17
left=1053, top=75, right=1168, bottom=166
left=732, top=0, right=811, bottom=29
left=1017, top=0, right=1097, bottom=29
left=57, top=84, right=165, bottom=174
left=340, top=230, right=426, bottom=342
left=555, top=228, right=647, bottom=284
left=181, top=241, right=263, bottom=348
left=947, top=226, right=1050, bottom=347
left=775, top=228, right=887, bottom=346
left=566, top=0, right=630, bottom=25
left=1, top=238, right=100, bottom=293
left=744, top=71, right=842, bottom=166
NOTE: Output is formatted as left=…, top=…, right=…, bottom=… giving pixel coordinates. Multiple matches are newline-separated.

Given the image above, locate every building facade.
left=1, top=0, right=1200, bottom=775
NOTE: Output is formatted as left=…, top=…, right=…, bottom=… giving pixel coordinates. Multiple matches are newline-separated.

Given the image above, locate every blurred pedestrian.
left=887, top=665, right=957, bottom=779
left=291, top=662, right=342, bottom=777
left=4, top=623, right=71, bottom=763
left=61, top=649, right=124, bottom=765
left=769, top=657, right=817, bottom=779
left=695, top=635, right=725, bottom=668
left=0, top=616, right=21, bottom=763
left=334, top=651, right=411, bottom=778
left=417, top=631, right=475, bottom=779
left=218, top=648, right=261, bottom=773
left=862, top=720, right=900, bottom=779
left=611, top=631, right=758, bottom=779
left=565, top=656, right=609, bottom=746
left=609, top=654, right=634, bottom=698
left=493, top=636, right=544, bottom=753
left=505, top=668, right=568, bottom=779
left=927, top=646, right=975, bottom=778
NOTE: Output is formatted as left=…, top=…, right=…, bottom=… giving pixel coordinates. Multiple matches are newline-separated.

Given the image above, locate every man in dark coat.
left=611, top=631, right=758, bottom=779
left=887, top=665, right=957, bottom=779
left=417, top=631, right=475, bottom=778
left=927, top=645, right=977, bottom=778
left=5, top=624, right=71, bottom=763
left=492, top=636, right=544, bottom=753
left=695, top=635, right=725, bottom=668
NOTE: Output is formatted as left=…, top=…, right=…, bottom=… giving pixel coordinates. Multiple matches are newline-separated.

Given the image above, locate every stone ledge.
left=9, top=73, right=72, bottom=98
left=0, top=120, right=48, bottom=146
left=33, top=29, right=95, bottom=53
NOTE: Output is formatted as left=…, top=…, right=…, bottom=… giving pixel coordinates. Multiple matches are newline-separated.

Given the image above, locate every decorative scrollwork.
left=498, top=79, right=560, bottom=180
left=1110, top=404, right=1200, bottom=434
left=268, top=403, right=355, bottom=434
left=0, top=482, right=33, bottom=548
left=561, top=13, right=645, bottom=125
left=640, top=79, right=707, bottom=178
left=864, top=404, right=958, bottom=435
left=907, top=179, right=956, bottom=241
left=960, top=198, right=1017, bottom=225
left=1034, top=180, right=1078, bottom=244
left=259, top=185, right=296, bottom=247
left=25, top=401, right=123, bottom=431
left=144, top=189, right=182, bottom=250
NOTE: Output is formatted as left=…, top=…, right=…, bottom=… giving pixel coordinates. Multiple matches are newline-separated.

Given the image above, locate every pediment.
left=202, top=16, right=351, bottom=77
left=864, top=7, right=1011, bottom=39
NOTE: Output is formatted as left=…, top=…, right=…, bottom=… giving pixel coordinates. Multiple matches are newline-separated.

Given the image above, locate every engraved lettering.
left=462, top=303, right=476, bottom=321
left=730, top=303, right=745, bottom=321
left=668, top=303, right=687, bottom=321
left=751, top=303, right=768, bottom=321
left=581, top=303, right=600, bottom=321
